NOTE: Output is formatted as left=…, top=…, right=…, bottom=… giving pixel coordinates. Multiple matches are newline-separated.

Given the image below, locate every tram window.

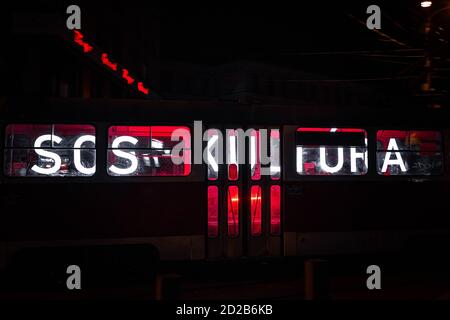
left=4, top=124, right=96, bottom=177
left=207, top=186, right=219, bottom=238
left=296, top=128, right=368, bottom=176
left=376, top=130, right=443, bottom=176
left=270, top=185, right=281, bottom=235
left=227, top=186, right=240, bottom=238
left=107, top=125, right=191, bottom=176
left=206, top=129, right=220, bottom=181
left=250, top=185, right=262, bottom=236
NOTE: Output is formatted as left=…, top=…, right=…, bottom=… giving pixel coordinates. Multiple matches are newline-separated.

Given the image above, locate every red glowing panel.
left=101, top=53, right=117, bottom=71
left=122, top=69, right=135, bottom=85
left=73, top=30, right=93, bottom=53
left=207, top=186, right=219, bottom=238
left=228, top=164, right=238, bottom=181
left=250, top=185, right=262, bottom=236
left=227, top=186, right=239, bottom=237
left=137, top=82, right=149, bottom=95
left=270, top=185, right=281, bottom=235
left=108, top=126, right=151, bottom=148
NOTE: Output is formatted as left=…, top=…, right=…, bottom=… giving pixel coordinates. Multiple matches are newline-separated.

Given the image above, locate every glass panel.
left=207, top=186, right=219, bottom=238
left=107, top=125, right=191, bottom=176
left=107, top=149, right=189, bottom=176
left=296, top=128, right=367, bottom=176
left=376, top=151, right=442, bottom=176
left=53, top=124, right=95, bottom=148
left=270, top=185, right=281, bottom=235
left=4, top=124, right=96, bottom=177
left=4, top=149, right=96, bottom=177
left=376, top=130, right=443, bottom=175
left=250, top=185, right=262, bottom=236
left=108, top=126, right=151, bottom=148
left=152, top=126, right=190, bottom=149
left=227, top=186, right=239, bottom=237
left=5, top=124, right=51, bottom=148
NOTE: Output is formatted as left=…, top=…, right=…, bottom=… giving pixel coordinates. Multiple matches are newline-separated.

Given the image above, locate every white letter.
left=320, top=147, right=344, bottom=173
left=66, top=5, right=81, bottom=30
left=31, top=134, right=62, bottom=175
left=381, top=138, right=407, bottom=173
left=66, top=265, right=81, bottom=290
left=366, top=265, right=381, bottom=290
left=73, top=135, right=96, bottom=175
left=109, top=136, right=138, bottom=175
left=366, top=5, right=381, bottom=30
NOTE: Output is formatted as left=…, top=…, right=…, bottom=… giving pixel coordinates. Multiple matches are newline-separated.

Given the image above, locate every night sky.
left=4, top=0, right=450, bottom=93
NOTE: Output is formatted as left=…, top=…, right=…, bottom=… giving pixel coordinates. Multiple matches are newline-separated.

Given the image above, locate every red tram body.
left=1, top=98, right=450, bottom=271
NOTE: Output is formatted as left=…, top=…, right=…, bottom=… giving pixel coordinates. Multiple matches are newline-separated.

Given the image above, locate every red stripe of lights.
left=121, top=69, right=135, bottom=85
left=101, top=53, right=117, bottom=71
left=72, top=30, right=150, bottom=96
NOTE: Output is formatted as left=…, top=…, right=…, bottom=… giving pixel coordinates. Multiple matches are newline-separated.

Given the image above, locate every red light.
left=101, top=53, right=117, bottom=71
left=228, top=164, right=238, bottom=181
left=70, top=30, right=154, bottom=96
left=227, top=186, right=239, bottom=237
left=207, top=186, right=219, bottom=238
left=270, top=185, right=281, bottom=235
left=122, top=69, right=135, bottom=85
left=250, top=185, right=262, bottom=236
left=137, top=82, right=149, bottom=95
left=73, top=30, right=93, bottom=53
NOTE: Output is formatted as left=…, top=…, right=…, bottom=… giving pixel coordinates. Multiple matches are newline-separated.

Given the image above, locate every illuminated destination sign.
left=295, top=128, right=443, bottom=176
left=4, top=124, right=96, bottom=177
left=3, top=124, right=191, bottom=177
left=296, top=128, right=368, bottom=175
left=2, top=124, right=443, bottom=178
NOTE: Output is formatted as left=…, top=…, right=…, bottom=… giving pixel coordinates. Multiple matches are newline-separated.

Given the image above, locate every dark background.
left=2, top=0, right=449, bottom=108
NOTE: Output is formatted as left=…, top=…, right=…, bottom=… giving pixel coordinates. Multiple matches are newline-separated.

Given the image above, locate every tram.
left=1, top=97, right=450, bottom=272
